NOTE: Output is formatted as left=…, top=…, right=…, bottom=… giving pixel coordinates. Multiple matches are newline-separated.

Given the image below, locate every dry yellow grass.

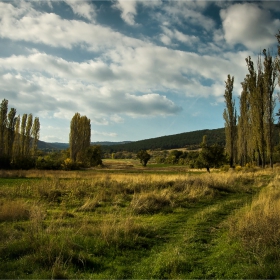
left=0, top=200, right=30, bottom=221
left=228, top=173, right=280, bottom=264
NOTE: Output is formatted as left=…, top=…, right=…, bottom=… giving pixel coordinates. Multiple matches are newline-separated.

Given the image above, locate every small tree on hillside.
left=197, top=136, right=225, bottom=172
left=137, top=150, right=151, bottom=167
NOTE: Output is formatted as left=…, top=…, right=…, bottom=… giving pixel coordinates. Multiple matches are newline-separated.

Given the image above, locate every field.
left=1, top=160, right=280, bottom=279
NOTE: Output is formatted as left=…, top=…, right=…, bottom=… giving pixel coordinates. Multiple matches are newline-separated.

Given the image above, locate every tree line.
left=0, top=99, right=40, bottom=169
left=0, top=101, right=102, bottom=170
left=224, top=31, right=280, bottom=168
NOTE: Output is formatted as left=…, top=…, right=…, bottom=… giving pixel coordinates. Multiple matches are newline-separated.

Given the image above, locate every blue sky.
left=0, top=0, right=279, bottom=143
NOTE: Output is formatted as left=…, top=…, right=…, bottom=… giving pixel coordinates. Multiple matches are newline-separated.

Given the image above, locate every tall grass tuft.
left=131, top=190, right=174, bottom=214
left=0, top=200, right=30, bottom=222
left=228, top=175, right=280, bottom=272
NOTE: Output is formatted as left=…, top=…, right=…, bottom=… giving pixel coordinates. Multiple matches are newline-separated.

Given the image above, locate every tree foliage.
left=69, top=113, right=102, bottom=168
left=69, top=113, right=91, bottom=164
left=225, top=33, right=279, bottom=168
left=137, top=150, right=151, bottom=167
left=223, top=74, right=237, bottom=168
left=197, top=136, right=226, bottom=172
left=0, top=99, right=40, bottom=169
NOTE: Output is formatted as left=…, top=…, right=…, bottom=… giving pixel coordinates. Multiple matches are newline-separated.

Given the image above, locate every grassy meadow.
left=1, top=161, right=280, bottom=279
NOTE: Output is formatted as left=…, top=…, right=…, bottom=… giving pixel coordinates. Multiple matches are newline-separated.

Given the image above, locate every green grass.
left=0, top=168, right=279, bottom=278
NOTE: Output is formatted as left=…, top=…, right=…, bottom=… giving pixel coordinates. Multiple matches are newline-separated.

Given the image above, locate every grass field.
left=0, top=162, right=280, bottom=279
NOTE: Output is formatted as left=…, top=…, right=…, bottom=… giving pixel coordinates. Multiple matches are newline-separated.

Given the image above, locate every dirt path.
left=131, top=192, right=253, bottom=279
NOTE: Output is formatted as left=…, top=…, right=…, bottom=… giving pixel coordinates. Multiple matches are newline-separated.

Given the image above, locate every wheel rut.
left=132, top=192, right=254, bottom=278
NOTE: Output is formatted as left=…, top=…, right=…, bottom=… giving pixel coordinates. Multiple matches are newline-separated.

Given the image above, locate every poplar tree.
left=20, top=114, right=27, bottom=158
left=223, top=74, right=237, bottom=167
left=245, top=56, right=266, bottom=167
left=0, top=99, right=40, bottom=168
left=276, top=31, right=280, bottom=83
left=237, top=77, right=250, bottom=166
left=12, top=115, right=21, bottom=162
left=77, top=115, right=91, bottom=162
left=5, top=108, right=17, bottom=158
left=263, top=49, right=277, bottom=168
left=69, top=113, right=91, bottom=164
left=0, top=99, right=8, bottom=157
left=32, top=117, right=40, bottom=155
left=24, top=114, right=33, bottom=157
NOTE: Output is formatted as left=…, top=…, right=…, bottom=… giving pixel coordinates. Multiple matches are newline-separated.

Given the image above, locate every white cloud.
left=110, top=114, right=124, bottom=123
left=0, top=2, right=145, bottom=50
left=161, top=1, right=215, bottom=31
left=220, top=3, right=278, bottom=51
left=160, top=26, right=199, bottom=46
left=0, top=42, right=248, bottom=118
left=64, top=0, right=96, bottom=21
left=124, top=93, right=182, bottom=116
left=113, top=0, right=162, bottom=25
left=160, top=34, right=172, bottom=45
left=92, top=130, right=117, bottom=138
left=113, top=0, right=138, bottom=25
left=0, top=0, right=267, bottom=142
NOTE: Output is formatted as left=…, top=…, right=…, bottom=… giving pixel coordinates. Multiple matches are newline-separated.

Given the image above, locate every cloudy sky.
left=0, top=0, right=279, bottom=143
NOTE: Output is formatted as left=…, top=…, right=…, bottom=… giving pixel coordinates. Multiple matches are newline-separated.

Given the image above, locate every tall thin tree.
left=0, top=99, right=8, bottom=157
left=20, top=114, right=27, bottom=158
left=69, top=113, right=91, bottom=164
left=237, top=77, right=250, bottom=166
left=263, top=49, right=277, bottom=168
left=24, top=114, right=33, bottom=157
left=5, top=108, right=17, bottom=158
left=223, top=75, right=237, bottom=168
left=12, top=115, right=21, bottom=163
left=32, top=117, right=40, bottom=155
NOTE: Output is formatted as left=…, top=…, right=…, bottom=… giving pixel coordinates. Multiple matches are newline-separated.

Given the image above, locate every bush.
left=61, top=158, right=78, bottom=170
left=36, top=156, right=62, bottom=170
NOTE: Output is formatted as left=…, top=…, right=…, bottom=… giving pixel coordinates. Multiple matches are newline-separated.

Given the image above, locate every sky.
left=0, top=0, right=279, bottom=143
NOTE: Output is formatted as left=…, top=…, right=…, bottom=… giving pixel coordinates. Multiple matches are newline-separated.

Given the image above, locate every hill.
left=98, top=128, right=225, bottom=153
left=39, top=128, right=226, bottom=152
left=38, top=141, right=133, bottom=151
left=37, top=141, right=70, bottom=151
left=38, top=128, right=225, bottom=152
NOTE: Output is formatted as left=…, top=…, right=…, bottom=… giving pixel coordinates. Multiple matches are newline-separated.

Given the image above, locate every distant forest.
left=39, top=128, right=226, bottom=152
left=101, top=128, right=226, bottom=153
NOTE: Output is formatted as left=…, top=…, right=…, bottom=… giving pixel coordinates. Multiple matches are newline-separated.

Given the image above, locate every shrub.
left=36, top=156, right=62, bottom=170
left=235, top=165, right=242, bottom=172
left=61, top=158, right=78, bottom=170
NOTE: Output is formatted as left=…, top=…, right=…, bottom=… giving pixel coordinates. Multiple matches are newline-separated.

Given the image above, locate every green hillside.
left=39, top=128, right=226, bottom=152
left=39, top=125, right=280, bottom=153
left=102, top=128, right=225, bottom=153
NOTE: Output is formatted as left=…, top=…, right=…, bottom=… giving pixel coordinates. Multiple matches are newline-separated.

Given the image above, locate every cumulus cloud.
left=161, top=1, right=215, bottom=31
left=113, top=0, right=138, bottom=25
left=113, top=0, right=162, bottom=25
left=220, top=3, right=279, bottom=51
left=92, top=130, right=117, bottom=138
left=160, top=26, right=199, bottom=46
left=64, top=0, right=96, bottom=21
left=0, top=41, right=248, bottom=120
left=0, top=2, right=145, bottom=50
left=2, top=0, right=275, bottom=142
